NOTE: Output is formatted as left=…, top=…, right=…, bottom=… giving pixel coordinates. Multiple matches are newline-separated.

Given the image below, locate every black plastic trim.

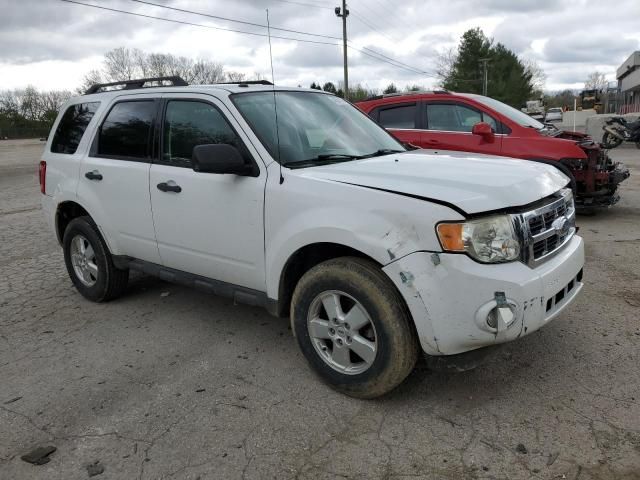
left=85, top=76, right=187, bottom=94
left=114, top=256, right=271, bottom=309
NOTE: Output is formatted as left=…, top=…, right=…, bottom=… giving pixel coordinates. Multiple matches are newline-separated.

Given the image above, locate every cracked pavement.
left=1, top=139, right=639, bottom=479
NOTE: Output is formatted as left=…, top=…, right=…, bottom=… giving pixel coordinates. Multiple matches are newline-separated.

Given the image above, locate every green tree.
left=383, top=83, right=398, bottom=94
left=309, top=82, right=322, bottom=90
left=442, top=28, right=535, bottom=107
left=322, top=82, right=337, bottom=94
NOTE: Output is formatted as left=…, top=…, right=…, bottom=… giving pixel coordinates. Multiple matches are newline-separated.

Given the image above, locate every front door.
left=78, top=97, right=162, bottom=264
left=422, top=101, right=502, bottom=155
left=149, top=95, right=266, bottom=291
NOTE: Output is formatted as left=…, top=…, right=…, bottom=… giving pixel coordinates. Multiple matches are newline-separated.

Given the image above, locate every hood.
left=296, top=150, right=569, bottom=215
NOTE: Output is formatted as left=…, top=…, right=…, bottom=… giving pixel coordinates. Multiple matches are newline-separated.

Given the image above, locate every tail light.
left=39, top=161, right=46, bottom=194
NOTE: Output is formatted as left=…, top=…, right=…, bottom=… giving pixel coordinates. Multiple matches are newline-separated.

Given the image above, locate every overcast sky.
left=1, top=0, right=639, bottom=93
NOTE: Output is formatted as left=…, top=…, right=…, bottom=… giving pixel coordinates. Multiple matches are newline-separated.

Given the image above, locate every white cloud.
left=0, top=0, right=639, bottom=93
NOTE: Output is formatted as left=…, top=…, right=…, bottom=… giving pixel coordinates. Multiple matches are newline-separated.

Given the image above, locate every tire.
left=635, top=141, right=640, bottom=150
left=291, top=257, right=419, bottom=399
left=62, top=216, right=129, bottom=302
left=602, top=132, right=623, bottom=149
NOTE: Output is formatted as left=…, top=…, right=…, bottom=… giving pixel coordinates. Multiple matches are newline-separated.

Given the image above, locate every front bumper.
left=383, top=235, right=584, bottom=355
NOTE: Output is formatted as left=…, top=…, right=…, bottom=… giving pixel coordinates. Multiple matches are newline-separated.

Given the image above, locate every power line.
left=59, top=0, right=429, bottom=77
left=60, top=0, right=338, bottom=46
left=270, top=0, right=333, bottom=9
left=348, top=8, right=397, bottom=45
left=125, top=0, right=341, bottom=41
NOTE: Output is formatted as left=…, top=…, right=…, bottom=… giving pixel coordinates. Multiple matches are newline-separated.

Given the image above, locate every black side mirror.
left=192, top=144, right=256, bottom=176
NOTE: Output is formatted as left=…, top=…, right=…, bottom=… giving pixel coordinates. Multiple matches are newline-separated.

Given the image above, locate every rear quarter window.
left=50, top=102, right=100, bottom=154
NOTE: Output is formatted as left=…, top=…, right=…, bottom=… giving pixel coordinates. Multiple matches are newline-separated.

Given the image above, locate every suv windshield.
left=462, top=94, right=545, bottom=129
left=232, top=91, right=404, bottom=167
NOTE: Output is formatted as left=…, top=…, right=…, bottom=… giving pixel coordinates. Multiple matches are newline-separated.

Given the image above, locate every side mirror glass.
left=192, top=144, right=255, bottom=176
left=471, top=122, right=495, bottom=140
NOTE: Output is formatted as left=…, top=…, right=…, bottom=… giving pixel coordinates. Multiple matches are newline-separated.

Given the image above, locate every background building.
left=617, top=51, right=640, bottom=114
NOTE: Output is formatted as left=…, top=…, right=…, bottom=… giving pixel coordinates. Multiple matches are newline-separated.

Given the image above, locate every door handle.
left=85, top=170, right=103, bottom=181
left=425, top=139, right=440, bottom=145
left=157, top=181, right=182, bottom=193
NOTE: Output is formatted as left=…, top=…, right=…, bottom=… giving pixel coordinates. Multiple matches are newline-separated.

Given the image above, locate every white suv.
left=41, top=77, right=584, bottom=398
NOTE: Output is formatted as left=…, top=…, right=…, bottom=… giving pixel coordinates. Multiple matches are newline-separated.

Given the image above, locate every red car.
left=357, top=91, right=630, bottom=207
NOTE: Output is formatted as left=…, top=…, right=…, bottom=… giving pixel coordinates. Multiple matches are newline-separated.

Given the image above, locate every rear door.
left=422, top=101, right=502, bottom=155
left=148, top=94, right=266, bottom=291
left=78, top=96, right=162, bottom=264
left=369, top=102, right=422, bottom=146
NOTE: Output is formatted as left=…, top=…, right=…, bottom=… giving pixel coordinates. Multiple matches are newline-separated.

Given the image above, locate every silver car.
left=545, top=107, right=563, bottom=123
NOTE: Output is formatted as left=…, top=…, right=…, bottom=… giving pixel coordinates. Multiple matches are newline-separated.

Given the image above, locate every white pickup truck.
left=41, top=78, right=584, bottom=398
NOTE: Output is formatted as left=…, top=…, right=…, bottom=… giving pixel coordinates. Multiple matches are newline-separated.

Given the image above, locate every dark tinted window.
left=163, top=100, right=241, bottom=168
left=426, top=103, right=497, bottom=132
left=378, top=104, right=416, bottom=129
left=98, top=101, right=156, bottom=159
left=50, top=102, right=100, bottom=154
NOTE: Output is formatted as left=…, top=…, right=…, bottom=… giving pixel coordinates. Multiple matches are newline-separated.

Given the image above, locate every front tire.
left=602, top=132, right=623, bottom=149
left=291, top=257, right=419, bottom=398
left=62, top=216, right=129, bottom=302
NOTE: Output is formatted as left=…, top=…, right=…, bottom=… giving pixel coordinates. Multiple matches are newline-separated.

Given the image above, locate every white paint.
left=42, top=84, right=584, bottom=357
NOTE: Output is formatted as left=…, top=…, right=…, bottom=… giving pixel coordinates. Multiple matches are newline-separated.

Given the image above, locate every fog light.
left=486, top=304, right=516, bottom=331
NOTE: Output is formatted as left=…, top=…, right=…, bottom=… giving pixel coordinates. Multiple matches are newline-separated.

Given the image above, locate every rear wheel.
left=291, top=257, right=419, bottom=398
left=602, top=132, right=623, bottom=149
left=63, top=216, right=129, bottom=302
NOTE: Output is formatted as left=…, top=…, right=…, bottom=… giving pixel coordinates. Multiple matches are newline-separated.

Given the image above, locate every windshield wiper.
left=281, top=154, right=363, bottom=169
left=359, top=148, right=405, bottom=158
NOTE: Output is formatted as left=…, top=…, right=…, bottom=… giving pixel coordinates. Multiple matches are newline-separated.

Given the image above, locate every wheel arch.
left=273, top=242, right=382, bottom=318
left=55, top=200, right=91, bottom=245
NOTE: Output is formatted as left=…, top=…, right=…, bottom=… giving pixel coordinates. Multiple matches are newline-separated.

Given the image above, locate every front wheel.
left=63, top=216, right=129, bottom=302
left=291, top=257, right=419, bottom=398
left=635, top=141, right=640, bottom=149
left=602, top=132, right=624, bottom=149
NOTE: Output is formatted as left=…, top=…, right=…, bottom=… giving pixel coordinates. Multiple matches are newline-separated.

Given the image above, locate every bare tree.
left=191, top=60, right=226, bottom=84
left=584, top=71, right=608, bottom=91
left=523, top=58, right=547, bottom=93
left=104, top=47, right=138, bottom=81
left=435, top=47, right=457, bottom=85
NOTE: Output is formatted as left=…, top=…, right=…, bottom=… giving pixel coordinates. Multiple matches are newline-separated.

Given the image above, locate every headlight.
left=436, top=215, right=520, bottom=263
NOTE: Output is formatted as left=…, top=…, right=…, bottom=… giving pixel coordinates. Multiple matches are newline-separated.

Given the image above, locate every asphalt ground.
left=1, top=139, right=639, bottom=479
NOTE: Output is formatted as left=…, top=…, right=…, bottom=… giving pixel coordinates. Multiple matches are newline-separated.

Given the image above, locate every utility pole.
left=479, top=58, right=490, bottom=96
left=335, top=1, right=349, bottom=100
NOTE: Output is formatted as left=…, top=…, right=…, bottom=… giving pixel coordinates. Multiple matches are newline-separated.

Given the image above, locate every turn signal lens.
left=436, top=223, right=465, bottom=251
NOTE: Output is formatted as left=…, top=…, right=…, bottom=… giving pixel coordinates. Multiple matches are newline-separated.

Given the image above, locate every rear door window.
left=98, top=101, right=156, bottom=159
left=50, top=102, right=100, bottom=154
left=377, top=104, right=417, bottom=129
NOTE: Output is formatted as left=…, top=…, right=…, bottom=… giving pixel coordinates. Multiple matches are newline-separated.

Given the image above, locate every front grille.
left=516, top=189, right=576, bottom=267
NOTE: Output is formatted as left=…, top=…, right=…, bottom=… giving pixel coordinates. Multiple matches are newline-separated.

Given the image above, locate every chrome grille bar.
left=513, top=189, right=576, bottom=267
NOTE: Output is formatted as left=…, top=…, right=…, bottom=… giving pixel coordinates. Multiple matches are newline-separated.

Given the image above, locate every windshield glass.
left=463, top=93, right=545, bottom=129
left=231, top=91, right=404, bottom=166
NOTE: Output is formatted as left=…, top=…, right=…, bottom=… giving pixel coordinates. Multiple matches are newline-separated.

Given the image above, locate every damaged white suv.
left=41, top=77, right=584, bottom=398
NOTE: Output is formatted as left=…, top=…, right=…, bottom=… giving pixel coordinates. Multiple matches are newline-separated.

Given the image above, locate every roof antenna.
left=266, top=8, right=284, bottom=185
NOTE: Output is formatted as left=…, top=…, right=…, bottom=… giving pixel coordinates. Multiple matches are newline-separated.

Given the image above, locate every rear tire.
left=62, top=216, right=129, bottom=302
left=291, top=257, right=419, bottom=399
left=602, top=132, right=623, bottom=149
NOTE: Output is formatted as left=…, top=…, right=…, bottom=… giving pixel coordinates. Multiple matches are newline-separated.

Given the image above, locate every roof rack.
left=363, top=89, right=450, bottom=102
left=215, top=80, right=274, bottom=86
left=85, top=76, right=188, bottom=95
